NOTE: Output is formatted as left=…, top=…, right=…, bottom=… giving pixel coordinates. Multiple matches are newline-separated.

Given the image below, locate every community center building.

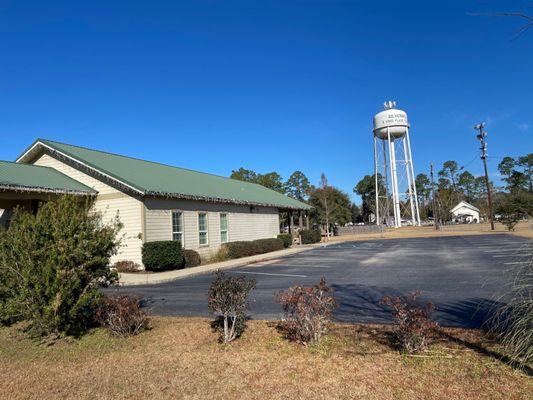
left=0, top=139, right=311, bottom=266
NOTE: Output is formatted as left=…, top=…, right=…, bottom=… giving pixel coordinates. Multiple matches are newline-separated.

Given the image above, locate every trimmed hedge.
left=255, top=238, right=284, bottom=253
left=300, top=229, right=322, bottom=244
left=183, top=249, right=202, bottom=268
left=277, top=234, right=292, bottom=248
left=142, top=241, right=184, bottom=272
left=224, top=241, right=260, bottom=259
left=223, top=238, right=284, bottom=259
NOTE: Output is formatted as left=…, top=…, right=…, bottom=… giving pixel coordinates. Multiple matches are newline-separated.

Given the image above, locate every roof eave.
left=144, top=190, right=312, bottom=210
left=0, top=184, right=95, bottom=196
left=17, top=140, right=312, bottom=210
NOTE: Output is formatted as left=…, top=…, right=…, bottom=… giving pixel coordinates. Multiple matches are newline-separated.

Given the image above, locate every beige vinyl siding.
left=144, top=197, right=279, bottom=259
left=33, top=154, right=117, bottom=195
left=32, top=153, right=144, bottom=265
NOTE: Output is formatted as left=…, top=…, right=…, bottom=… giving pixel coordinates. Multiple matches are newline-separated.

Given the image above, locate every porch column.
left=305, top=212, right=310, bottom=229
left=289, top=211, right=294, bottom=234
left=298, top=210, right=303, bottom=229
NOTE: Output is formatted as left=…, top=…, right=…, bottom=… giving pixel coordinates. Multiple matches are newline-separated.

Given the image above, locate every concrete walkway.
left=118, top=244, right=322, bottom=286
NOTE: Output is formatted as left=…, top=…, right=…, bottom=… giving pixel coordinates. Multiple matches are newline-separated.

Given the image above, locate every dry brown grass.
left=1, top=317, right=531, bottom=400
left=327, top=221, right=532, bottom=243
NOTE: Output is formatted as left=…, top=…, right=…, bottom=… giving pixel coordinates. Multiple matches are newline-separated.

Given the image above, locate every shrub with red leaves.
left=380, top=291, right=439, bottom=353
left=276, top=278, right=336, bottom=344
left=96, top=295, right=151, bottom=337
left=113, top=260, right=141, bottom=273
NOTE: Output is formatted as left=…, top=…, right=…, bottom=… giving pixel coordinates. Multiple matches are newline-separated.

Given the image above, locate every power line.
left=486, top=155, right=522, bottom=159
left=459, top=153, right=480, bottom=170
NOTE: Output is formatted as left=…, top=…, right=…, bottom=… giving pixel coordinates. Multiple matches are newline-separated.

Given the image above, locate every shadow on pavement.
left=435, top=297, right=502, bottom=329
left=331, top=283, right=502, bottom=329
left=331, top=283, right=398, bottom=324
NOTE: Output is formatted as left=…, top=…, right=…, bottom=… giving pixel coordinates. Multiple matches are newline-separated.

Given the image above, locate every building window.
left=198, top=212, right=208, bottom=246
left=220, top=213, right=228, bottom=243
left=172, top=211, right=183, bottom=245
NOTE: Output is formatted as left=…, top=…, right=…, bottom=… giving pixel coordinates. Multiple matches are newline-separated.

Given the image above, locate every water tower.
left=373, top=101, right=420, bottom=228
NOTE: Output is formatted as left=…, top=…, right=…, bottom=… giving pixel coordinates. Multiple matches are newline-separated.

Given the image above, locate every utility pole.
left=430, top=163, right=439, bottom=230
left=474, top=122, right=495, bottom=231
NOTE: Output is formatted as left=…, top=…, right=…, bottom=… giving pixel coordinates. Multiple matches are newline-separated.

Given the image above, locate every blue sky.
left=1, top=0, right=531, bottom=203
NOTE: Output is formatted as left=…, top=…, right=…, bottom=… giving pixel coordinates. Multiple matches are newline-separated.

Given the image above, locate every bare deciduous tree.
left=317, top=173, right=336, bottom=241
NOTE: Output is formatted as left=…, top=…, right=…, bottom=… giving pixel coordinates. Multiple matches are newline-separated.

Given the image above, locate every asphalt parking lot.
left=116, top=234, right=532, bottom=328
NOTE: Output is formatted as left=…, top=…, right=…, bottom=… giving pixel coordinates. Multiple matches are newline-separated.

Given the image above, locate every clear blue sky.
left=1, top=0, right=531, bottom=203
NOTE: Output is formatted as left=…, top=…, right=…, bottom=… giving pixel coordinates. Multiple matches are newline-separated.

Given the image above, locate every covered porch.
left=283, top=209, right=311, bottom=234
left=0, top=161, right=95, bottom=228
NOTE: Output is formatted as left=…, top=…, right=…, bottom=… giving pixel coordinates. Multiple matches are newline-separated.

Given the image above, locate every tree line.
left=232, top=153, right=531, bottom=229
left=353, top=153, right=532, bottom=224
left=230, top=168, right=361, bottom=230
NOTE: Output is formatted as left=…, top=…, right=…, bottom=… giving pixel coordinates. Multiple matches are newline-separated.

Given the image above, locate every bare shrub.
left=380, top=291, right=439, bottom=353
left=208, top=271, right=256, bottom=343
left=113, top=260, right=141, bottom=273
left=276, top=278, right=336, bottom=344
left=96, top=295, right=151, bottom=337
left=211, top=246, right=229, bottom=263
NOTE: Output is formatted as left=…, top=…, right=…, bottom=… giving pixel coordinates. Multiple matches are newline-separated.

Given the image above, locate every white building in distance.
left=450, top=201, right=480, bottom=224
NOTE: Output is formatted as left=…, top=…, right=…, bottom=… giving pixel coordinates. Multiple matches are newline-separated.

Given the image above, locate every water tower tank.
left=373, top=106, right=410, bottom=140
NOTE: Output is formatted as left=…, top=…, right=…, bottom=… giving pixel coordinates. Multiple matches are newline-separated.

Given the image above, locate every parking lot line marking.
left=248, top=259, right=281, bottom=266
left=483, top=249, right=524, bottom=253
left=477, top=245, right=520, bottom=248
left=493, top=254, right=530, bottom=258
left=233, top=271, right=308, bottom=278
left=504, top=261, right=530, bottom=265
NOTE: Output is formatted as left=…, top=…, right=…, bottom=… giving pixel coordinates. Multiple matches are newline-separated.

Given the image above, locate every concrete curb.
left=118, top=243, right=325, bottom=286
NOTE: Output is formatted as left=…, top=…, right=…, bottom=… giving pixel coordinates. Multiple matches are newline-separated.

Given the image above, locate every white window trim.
left=171, top=210, right=184, bottom=247
left=220, top=212, right=229, bottom=243
left=198, top=211, right=209, bottom=247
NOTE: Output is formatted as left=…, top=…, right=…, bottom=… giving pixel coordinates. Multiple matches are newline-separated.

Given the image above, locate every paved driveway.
left=114, top=234, right=531, bottom=328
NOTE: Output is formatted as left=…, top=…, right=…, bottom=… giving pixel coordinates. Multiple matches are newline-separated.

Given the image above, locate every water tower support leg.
left=382, top=140, right=390, bottom=226
left=373, top=135, right=380, bottom=225
left=387, top=129, right=401, bottom=228
left=406, top=128, right=421, bottom=226
left=403, top=136, right=416, bottom=226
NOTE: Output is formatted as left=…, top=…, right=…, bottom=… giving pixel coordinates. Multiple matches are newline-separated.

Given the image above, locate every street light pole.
left=474, top=122, right=495, bottom=231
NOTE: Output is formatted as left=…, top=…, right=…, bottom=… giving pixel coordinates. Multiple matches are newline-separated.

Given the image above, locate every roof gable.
left=17, top=139, right=311, bottom=210
left=450, top=201, right=480, bottom=213
left=0, top=160, right=95, bottom=195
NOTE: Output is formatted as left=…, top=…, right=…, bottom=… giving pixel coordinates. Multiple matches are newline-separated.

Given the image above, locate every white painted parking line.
left=493, top=254, right=531, bottom=258
left=483, top=249, right=524, bottom=252
left=234, top=271, right=308, bottom=278
left=479, top=246, right=526, bottom=251
left=248, top=259, right=282, bottom=266
left=504, top=261, right=530, bottom=265
left=280, top=264, right=333, bottom=268
left=477, top=245, right=522, bottom=248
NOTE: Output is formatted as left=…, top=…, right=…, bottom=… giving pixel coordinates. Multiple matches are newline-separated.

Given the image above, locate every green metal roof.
left=0, top=160, right=95, bottom=195
left=19, top=139, right=311, bottom=210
